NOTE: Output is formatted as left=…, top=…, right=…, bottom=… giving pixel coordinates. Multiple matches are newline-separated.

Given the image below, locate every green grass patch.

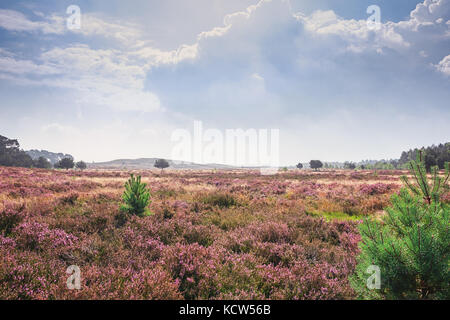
left=308, top=211, right=363, bottom=222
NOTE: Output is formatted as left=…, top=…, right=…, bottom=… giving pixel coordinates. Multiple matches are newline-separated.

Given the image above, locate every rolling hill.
left=87, top=158, right=236, bottom=170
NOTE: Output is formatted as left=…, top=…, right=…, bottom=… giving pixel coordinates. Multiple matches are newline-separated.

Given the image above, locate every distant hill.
left=88, top=158, right=236, bottom=170
left=26, top=150, right=73, bottom=165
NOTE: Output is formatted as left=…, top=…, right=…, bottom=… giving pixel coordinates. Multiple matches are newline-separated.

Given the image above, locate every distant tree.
left=34, top=156, right=52, bottom=169
left=154, top=159, right=170, bottom=171
left=14, top=152, right=34, bottom=168
left=55, top=157, right=74, bottom=170
left=296, top=163, right=303, bottom=169
left=310, top=160, right=323, bottom=171
left=0, top=135, right=33, bottom=168
left=76, top=161, right=87, bottom=170
left=344, top=161, right=356, bottom=170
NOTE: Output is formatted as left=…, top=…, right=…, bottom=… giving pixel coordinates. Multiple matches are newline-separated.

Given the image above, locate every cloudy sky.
left=0, top=0, right=449, bottom=165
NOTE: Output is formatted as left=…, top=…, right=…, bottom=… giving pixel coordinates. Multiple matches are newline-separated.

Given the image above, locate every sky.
left=0, top=0, right=449, bottom=165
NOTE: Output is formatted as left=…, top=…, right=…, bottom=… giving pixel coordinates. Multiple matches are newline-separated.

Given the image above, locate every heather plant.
left=53, top=265, right=182, bottom=300
left=163, top=243, right=224, bottom=299
left=0, top=202, right=25, bottom=236
left=120, top=174, right=152, bottom=217
left=0, top=165, right=402, bottom=300
left=351, top=151, right=449, bottom=299
left=0, top=247, right=65, bottom=299
left=13, top=222, right=78, bottom=252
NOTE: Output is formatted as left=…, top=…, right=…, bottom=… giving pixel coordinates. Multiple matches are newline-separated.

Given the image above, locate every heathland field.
left=1, top=167, right=448, bottom=299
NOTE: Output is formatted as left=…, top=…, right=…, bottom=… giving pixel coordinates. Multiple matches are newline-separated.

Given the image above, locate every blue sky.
left=0, top=0, right=449, bottom=165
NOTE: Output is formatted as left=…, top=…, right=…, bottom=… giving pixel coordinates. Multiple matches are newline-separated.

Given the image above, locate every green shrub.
left=200, top=192, right=238, bottom=208
left=351, top=151, right=449, bottom=299
left=120, top=174, right=152, bottom=217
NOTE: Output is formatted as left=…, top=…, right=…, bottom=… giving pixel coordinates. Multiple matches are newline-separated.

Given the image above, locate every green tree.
left=351, top=151, right=449, bottom=299
left=55, top=158, right=74, bottom=170
left=154, top=159, right=170, bottom=172
left=0, top=135, right=33, bottom=168
left=309, top=160, right=323, bottom=170
left=296, top=163, right=303, bottom=169
left=120, top=174, right=152, bottom=217
left=399, top=143, right=449, bottom=171
left=34, top=156, right=52, bottom=169
left=76, top=161, right=87, bottom=170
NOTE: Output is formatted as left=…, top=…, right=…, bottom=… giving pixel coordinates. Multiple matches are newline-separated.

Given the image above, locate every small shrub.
left=200, top=192, right=237, bottom=208
left=120, top=174, right=152, bottom=217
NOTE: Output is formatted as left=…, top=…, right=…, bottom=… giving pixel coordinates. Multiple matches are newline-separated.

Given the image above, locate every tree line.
left=0, top=135, right=86, bottom=170
left=295, top=142, right=449, bottom=171
left=399, top=143, right=449, bottom=171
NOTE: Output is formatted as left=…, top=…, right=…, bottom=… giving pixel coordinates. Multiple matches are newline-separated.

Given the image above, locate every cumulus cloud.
left=435, top=54, right=450, bottom=75
left=297, top=10, right=409, bottom=52
left=406, top=0, right=450, bottom=29
left=0, top=44, right=161, bottom=112
left=167, top=0, right=448, bottom=72
left=137, top=0, right=449, bottom=130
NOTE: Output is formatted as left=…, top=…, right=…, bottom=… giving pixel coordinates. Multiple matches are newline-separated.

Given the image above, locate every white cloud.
left=39, top=45, right=161, bottom=112
left=435, top=54, right=450, bottom=75
left=407, top=0, right=450, bottom=29
left=297, top=10, right=410, bottom=52
left=251, top=73, right=264, bottom=81
left=0, top=44, right=161, bottom=112
left=180, top=0, right=448, bottom=65
left=0, top=9, right=143, bottom=44
left=0, top=9, right=64, bottom=34
left=130, top=43, right=198, bottom=67
left=72, top=14, right=143, bottom=44
left=0, top=56, right=61, bottom=75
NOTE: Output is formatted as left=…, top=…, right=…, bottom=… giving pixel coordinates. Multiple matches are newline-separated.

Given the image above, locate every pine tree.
left=120, top=174, right=152, bottom=217
left=351, top=151, right=449, bottom=299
